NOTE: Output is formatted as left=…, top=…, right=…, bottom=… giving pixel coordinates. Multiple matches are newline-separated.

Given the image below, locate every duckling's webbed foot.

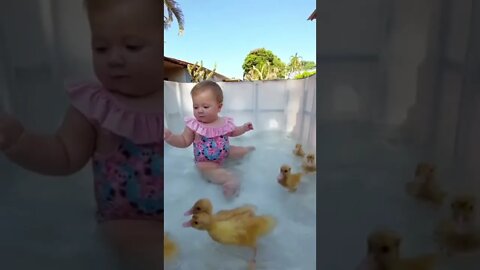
left=247, top=247, right=257, bottom=270
left=248, top=260, right=256, bottom=270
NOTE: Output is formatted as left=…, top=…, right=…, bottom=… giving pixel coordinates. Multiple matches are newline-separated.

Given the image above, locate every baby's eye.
left=193, top=106, right=198, bottom=109
left=126, top=45, right=143, bottom=52
left=94, top=47, right=108, bottom=53
left=203, top=106, right=210, bottom=109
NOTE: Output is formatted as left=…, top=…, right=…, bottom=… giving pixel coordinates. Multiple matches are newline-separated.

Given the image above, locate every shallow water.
left=164, top=131, right=317, bottom=270
left=316, top=122, right=480, bottom=270
left=2, top=121, right=478, bottom=270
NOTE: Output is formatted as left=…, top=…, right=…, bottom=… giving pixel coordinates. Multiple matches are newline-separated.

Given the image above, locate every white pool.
left=164, top=130, right=317, bottom=270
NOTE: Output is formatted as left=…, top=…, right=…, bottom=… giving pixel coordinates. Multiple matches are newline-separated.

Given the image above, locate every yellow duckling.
left=164, top=232, right=178, bottom=262
left=301, top=153, right=316, bottom=173
left=183, top=212, right=277, bottom=270
left=388, top=255, right=437, bottom=270
left=277, top=164, right=303, bottom=192
left=435, top=195, right=480, bottom=254
left=367, top=229, right=437, bottom=270
left=405, top=162, right=446, bottom=205
left=184, top=198, right=256, bottom=221
left=293, top=143, right=305, bottom=157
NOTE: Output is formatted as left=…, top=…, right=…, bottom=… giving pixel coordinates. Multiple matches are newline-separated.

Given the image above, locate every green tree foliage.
left=244, top=61, right=284, bottom=81
left=286, top=54, right=316, bottom=78
left=301, top=60, right=316, bottom=70
left=287, top=53, right=304, bottom=75
left=164, top=0, right=185, bottom=35
left=242, top=48, right=286, bottom=80
left=187, top=61, right=217, bottom=82
left=294, top=70, right=316, bottom=79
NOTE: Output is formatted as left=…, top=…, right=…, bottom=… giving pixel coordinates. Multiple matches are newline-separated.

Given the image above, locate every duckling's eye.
left=193, top=221, right=198, bottom=225
left=381, top=246, right=390, bottom=253
left=196, top=207, right=201, bottom=211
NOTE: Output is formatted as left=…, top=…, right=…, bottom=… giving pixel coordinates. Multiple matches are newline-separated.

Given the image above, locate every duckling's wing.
left=287, top=174, right=302, bottom=186
left=164, top=234, right=178, bottom=261
left=397, top=254, right=437, bottom=270
left=211, top=220, right=249, bottom=245
left=237, top=204, right=257, bottom=212
left=214, top=215, right=277, bottom=246
left=216, top=205, right=257, bottom=220
left=294, top=173, right=303, bottom=178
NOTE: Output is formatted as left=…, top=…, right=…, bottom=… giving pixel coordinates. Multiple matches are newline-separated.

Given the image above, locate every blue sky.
left=164, top=0, right=316, bottom=79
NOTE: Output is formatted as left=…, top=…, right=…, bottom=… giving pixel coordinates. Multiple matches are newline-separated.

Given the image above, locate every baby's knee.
left=196, top=161, right=220, bottom=171
left=208, top=169, right=235, bottom=184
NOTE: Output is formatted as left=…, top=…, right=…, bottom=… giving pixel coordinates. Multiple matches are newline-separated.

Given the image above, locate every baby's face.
left=88, top=0, right=163, bottom=97
left=192, top=90, right=222, bottom=123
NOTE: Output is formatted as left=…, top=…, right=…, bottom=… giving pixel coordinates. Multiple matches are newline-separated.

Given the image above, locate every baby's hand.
left=0, top=113, right=24, bottom=152
left=243, top=122, right=254, bottom=132
left=164, top=127, right=172, bottom=140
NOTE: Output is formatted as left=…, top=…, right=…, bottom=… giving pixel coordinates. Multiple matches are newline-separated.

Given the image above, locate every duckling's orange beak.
left=182, top=220, right=192, bottom=227
left=184, top=208, right=193, bottom=216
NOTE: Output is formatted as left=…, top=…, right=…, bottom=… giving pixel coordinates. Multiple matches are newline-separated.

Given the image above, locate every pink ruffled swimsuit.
left=67, top=82, right=163, bottom=223
left=184, top=117, right=236, bottom=165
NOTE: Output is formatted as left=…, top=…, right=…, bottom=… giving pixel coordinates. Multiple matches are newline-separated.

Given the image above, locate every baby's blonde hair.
left=83, top=0, right=119, bottom=12
left=83, top=0, right=162, bottom=17
left=190, top=80, right=224, bottom=104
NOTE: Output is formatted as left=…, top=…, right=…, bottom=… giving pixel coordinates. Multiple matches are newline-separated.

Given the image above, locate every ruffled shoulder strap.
left=184, top=116, right=236, bottom=138
left=66, top=82, right=163, bottom=144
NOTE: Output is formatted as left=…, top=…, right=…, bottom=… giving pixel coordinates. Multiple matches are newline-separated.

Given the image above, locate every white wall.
left=317, top=0, right=389, bottom=124
left=164, top=75, right=317, bottom=150
left=430, top=0, right=472, bottom=170
left=447, top=0, right=480, bottom=193
left=383, top=0, right=436, bottom=126
left=51, top=0, right=94, bottom=81
left=0, top=0, right=69, bottom=132
left=318, top=0, right=480, bottom=192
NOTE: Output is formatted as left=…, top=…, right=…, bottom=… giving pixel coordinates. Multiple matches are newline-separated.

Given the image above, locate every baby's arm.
left=228, top=122, right=253, bottom=137
left=164, top=127, right=194, bottom=148
left=3, top=106, right=96, bottom=175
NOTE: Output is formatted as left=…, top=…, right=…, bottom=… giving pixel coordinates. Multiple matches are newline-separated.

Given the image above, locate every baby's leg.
left=98, top=220, right=163, bottom=270
left=196, top=161, right=240, bottom=198
left=229, top=145, right=255, bottom=159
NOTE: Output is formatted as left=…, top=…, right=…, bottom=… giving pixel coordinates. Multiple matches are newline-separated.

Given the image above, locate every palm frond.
left=164, top=0, right=185, bottom=34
